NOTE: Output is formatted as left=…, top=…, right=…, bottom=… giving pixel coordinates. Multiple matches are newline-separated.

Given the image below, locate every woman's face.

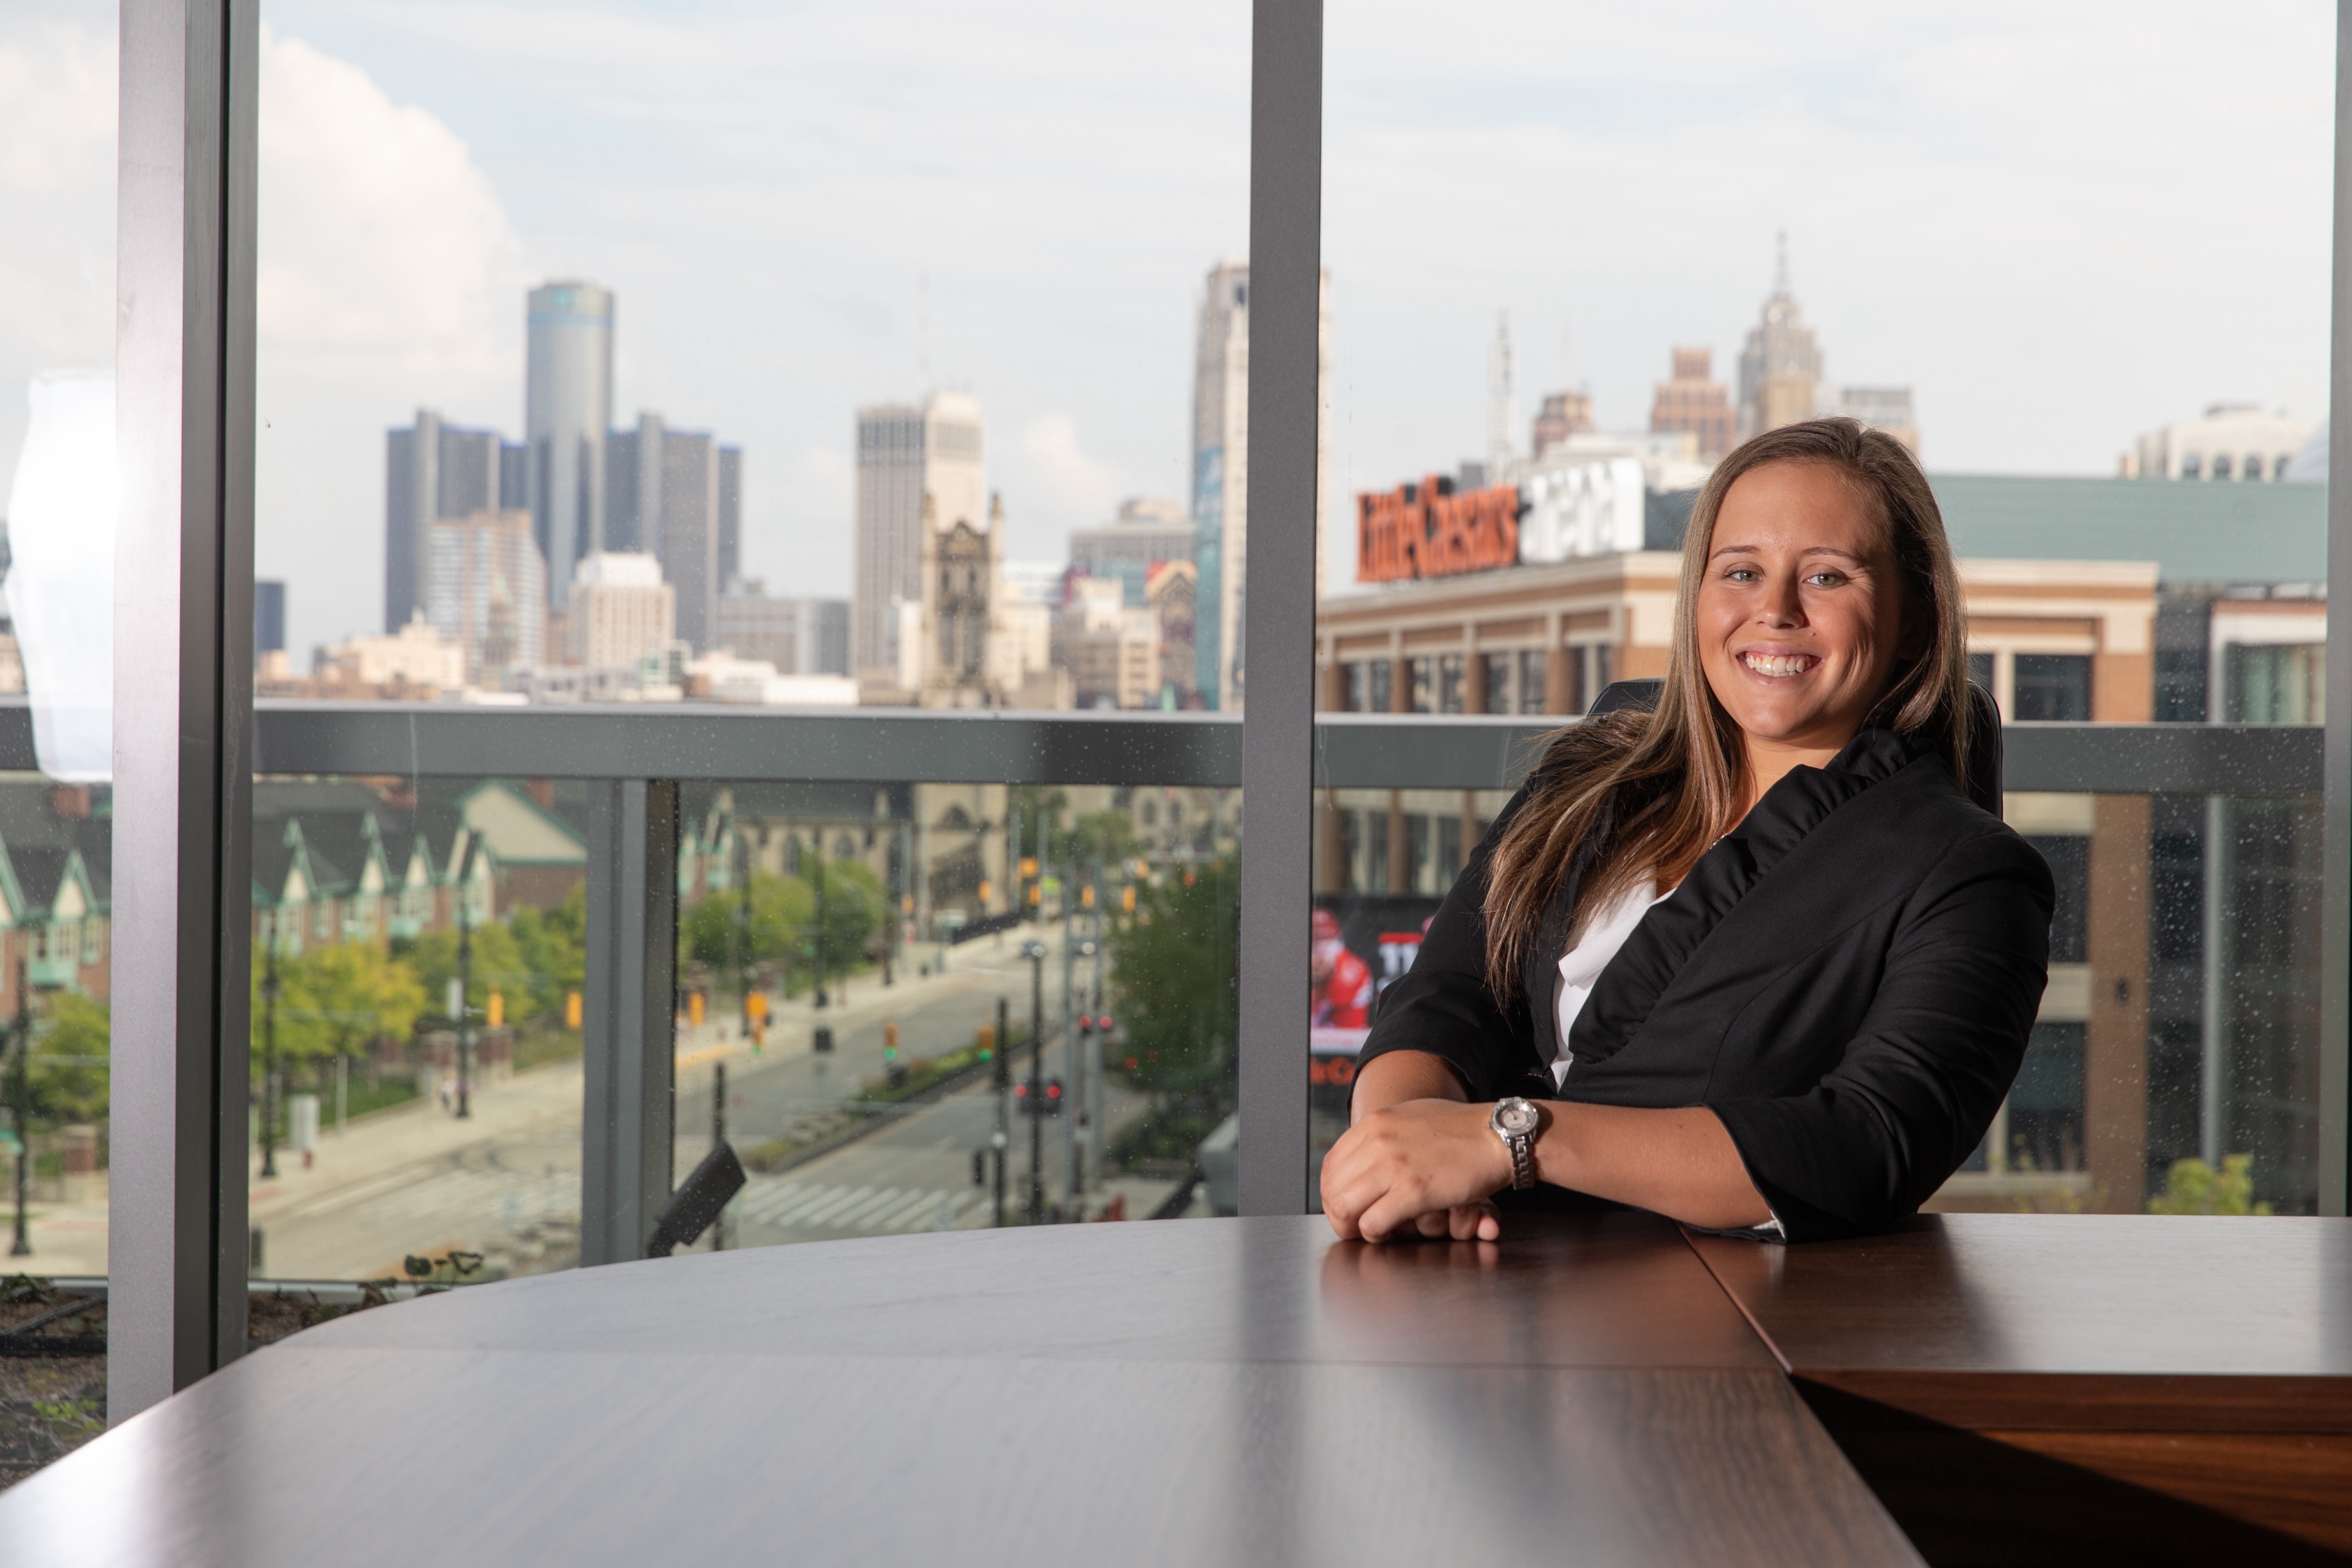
left=1695, top=461, right=1912, bottom=758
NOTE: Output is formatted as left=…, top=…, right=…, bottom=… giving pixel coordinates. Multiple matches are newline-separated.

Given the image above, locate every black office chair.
left=1586, top=678, right=2003, bottom=815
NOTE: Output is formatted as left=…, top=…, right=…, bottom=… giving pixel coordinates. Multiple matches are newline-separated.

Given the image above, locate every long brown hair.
left=1480, top=417, right=1972, bottom=995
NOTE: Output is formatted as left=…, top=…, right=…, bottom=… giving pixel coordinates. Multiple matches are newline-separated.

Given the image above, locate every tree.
left=2147, top=1153, right=2274, bottom=1216
left=510, top=884, right=587, bottom=1022
left=682, top=871, right=814, bottom=977
left=1108, top=858, right=1238, bottom=1108
left=260, top=941, right=427, bottom=1069
left=404, top=920, right=530, bottom=1026
left=818, top=858, right=885, bottom=972
left=26, top=993, right=109, bottom=1126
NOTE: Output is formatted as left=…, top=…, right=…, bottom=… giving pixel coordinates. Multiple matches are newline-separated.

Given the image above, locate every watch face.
left=1495, top=1099, right=1540, bottom=1137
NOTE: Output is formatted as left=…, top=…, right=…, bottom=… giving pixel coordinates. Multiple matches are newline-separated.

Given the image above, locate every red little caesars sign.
left=1356, top=475, right=1521, bottom=583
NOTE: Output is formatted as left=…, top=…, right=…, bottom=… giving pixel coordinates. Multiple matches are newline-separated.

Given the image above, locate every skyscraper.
left=606, top=413, right=733, bottom=652
left=1650, top=348, right=1735, bottom=459
left=526, top=281, right=615, bottom=609
left=386, top=410, right=528, bottom=631
left=1736, top=237, right=1822, bottom=442
left=1189, top=260, right=1331, bottom=710
left=426, top=509, right=547, bottom=685
left=718, top=445, right=743, bottom=589
left=853, top=391, right=986, bottom=678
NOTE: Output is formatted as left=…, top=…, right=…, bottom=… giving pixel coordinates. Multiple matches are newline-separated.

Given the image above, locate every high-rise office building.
left=427, top=508, right=547, bottom=687
left=718, top=447, right=742, bottom=591
left=1190, top=260, right=1331, bottom=710
left=565, top=551, right=674, bottom=668
left=606, top=413, right=732, bottom=651
left=526, top=281, right=615, bottom=609
left=254, top=580, right=286, bottom=658
left=718, top=580, right=850, bottom=676
left=1736, top=237, right=1823, bottom=442
left=386, top=411, right=528, bottom=631
left=1530, top=391, right=1595, bottom=460
left=853, top=391, right=986, bottom=678
left=1650, top=348, right=1735, bottom=460
left=1068, top=497, right=1192, bottom=608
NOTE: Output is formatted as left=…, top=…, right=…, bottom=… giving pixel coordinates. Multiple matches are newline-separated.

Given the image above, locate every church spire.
left=1773, top=230, right=1791, bottom=297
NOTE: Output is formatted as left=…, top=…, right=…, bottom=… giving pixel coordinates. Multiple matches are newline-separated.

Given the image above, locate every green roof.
left=1927, top=475, right=2325, bottom=586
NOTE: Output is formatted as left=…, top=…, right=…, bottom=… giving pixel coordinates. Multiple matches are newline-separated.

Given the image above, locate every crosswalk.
left=734, top=1177, right=981, bottom=1237
left=267, top=1163, right=578, bottom=1233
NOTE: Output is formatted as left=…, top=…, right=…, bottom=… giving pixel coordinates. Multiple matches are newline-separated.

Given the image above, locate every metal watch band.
left=1508, top=1128, right=1536, bottom=1190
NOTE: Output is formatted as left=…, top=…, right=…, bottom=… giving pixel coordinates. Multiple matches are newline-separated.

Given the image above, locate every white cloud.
left=1013, top=414, right=1126, bottom=532
left=0, top=7, right=117, bottom=504
left=255, top=27, right=530, bottom=652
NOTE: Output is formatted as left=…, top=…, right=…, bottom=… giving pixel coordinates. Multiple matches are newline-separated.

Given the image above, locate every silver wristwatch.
left=1490, top=1097, right=1541, bottom=1190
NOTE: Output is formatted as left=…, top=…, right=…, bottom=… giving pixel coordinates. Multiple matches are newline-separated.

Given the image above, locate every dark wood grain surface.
left=1688, top=1214, right=2352, bottom=1562
left=0, top=1215, right=1921, bottom=1567
left=1686, top=1214, right=2352, bottom=1380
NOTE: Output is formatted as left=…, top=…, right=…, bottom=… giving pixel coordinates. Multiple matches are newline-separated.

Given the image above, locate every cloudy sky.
left=1, top=1, right=2334, bottom=656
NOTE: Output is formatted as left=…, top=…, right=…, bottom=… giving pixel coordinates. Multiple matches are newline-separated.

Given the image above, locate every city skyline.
left=0, top=2, right=2334, bottom=659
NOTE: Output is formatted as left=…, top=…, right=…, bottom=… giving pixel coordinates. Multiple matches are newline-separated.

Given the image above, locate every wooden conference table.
left=1, top=1212, right=2346, bottom=1566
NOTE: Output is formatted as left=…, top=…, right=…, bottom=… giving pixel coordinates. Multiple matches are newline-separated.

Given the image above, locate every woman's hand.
left=1321, top=1098, right=1513, bottom=1243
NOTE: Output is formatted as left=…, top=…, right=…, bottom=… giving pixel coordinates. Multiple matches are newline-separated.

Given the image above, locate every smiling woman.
left=1324, top=418, right=2054, bottom=1245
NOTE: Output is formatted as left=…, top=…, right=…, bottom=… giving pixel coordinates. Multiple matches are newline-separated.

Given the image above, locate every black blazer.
left=1356, top=723, right=2054, bottom=1242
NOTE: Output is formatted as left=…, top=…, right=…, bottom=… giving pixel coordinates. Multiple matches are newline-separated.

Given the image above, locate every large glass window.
left=1311, top=4, right=2334, bottom=1215
left=246, top=0, right=1247, bottom=1282
left=0, top=0, right=119, bottom=1485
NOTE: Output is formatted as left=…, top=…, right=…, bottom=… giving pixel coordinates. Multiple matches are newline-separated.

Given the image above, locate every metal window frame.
left=103, top=0, right=2352, bottom=1413
left=2323, top=0, right=2352, bottom=1217
left=1237, top=0, right=1322, bottom=1217
left=110, top=0, right=258, bottom=1420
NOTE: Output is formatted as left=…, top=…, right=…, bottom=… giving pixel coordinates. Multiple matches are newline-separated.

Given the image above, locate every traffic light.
left=566, top=990, right=582, bottom=1029
left=976, top=1022, right=995, bottom=1061
left=486, top=991, right=504, bottom=1028
left=1019, top=857, right=1039, bottom=880
left=1080, top=884, right=1095, bottom=909
left=1121, top=885, right=1135, bottom=913
left=1013, top=1077, right=1065, bottom=1116
left=972, top=1149, right=987, bottom=1186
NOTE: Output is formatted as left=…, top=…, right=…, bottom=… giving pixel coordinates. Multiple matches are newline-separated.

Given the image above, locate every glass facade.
left=1312, top=4, right=2336, bottom=1220
left=0, top=0, right=2346, bottom=1501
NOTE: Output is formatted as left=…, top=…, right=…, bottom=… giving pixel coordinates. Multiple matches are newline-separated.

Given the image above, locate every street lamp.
left=1021, top=939, right=1046, bottom=1224
left=259, top=927, right=281, bottom=1177
left=455, top=857, right=475, bottom=1120
left=9, top=958, right=29, bottom=1257
left=811, top=827, right=830, bottom=1010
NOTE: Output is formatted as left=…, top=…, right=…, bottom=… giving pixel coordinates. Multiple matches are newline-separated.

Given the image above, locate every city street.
left=0, top=925, right=1152, bottom=1280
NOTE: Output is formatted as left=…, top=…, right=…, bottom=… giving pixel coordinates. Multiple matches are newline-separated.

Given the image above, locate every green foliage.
left=682, top=870, right=814, bottom=973
left=2147, top=1153, right=2274, bottom=1216
left=403, top=920, right=532, bottom=1026
left=508, top=884, right=587, bottom=1022
left=1108, top=859, right=1238, bottom=1105
left=1063, top=808, right=1141, bottom=873
left=258, top=941, right=427, bottom=1066
left=20, top=993, right=110, bottom=1125
left=816, top=858, right=886, bottom=970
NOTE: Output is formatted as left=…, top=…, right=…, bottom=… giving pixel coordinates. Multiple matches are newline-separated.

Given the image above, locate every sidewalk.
left=4, top=923, right=1082, bottom=1280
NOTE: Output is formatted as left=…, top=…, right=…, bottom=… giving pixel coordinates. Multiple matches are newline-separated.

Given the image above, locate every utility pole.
left=712, top=1060, right=728, bottom=1252
left=259, top=932, right=281, bottom=1177
left=992, top=995, right=1009, bottom=1227
left=455, top=861, right=475, bottom=1119
left=10, top=959, right=30, bottom=1256
left=1023, top=940, right=1046, bottom=1224
left=737, top=809, right=754, bottom=1040
left=1060, top=862, right=1078, bottom=1206
left=1088, top=860, right=1107, bottom=1196
left=812, top=827, right=830, bottom=1009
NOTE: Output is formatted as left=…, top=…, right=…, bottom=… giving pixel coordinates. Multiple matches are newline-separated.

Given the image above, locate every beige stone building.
left=565, top=551, right=675, bottom=669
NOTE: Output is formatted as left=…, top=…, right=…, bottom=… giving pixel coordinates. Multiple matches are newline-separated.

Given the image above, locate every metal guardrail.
left=0, top=701, right=2320, bottom=794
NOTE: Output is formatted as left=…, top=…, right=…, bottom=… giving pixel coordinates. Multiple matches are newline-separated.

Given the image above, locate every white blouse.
left=1552, top=880, right=1670, bottom=1089
left=1552, top=876, right=1786, bottom=1242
